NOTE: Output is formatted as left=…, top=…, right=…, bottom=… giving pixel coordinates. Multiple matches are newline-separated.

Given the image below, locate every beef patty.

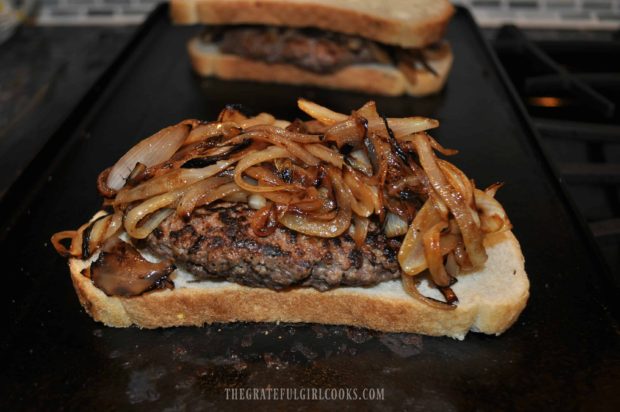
left=145, top=204, right=402, bottom=291
left=213, top=26, right=391, bottom=74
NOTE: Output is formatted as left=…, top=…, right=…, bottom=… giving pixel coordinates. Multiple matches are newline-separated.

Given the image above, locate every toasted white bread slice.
left=187, top=38, right=454, bottom=97
left=69, top=230, right=528, bottom=340
left=171, top=0, right=455, bottom=48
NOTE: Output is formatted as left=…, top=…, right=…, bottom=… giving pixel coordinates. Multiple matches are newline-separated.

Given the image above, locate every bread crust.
left=187, top=38, right=453, bottom=97
left=69, top=231, right=528, bottom=339
left=170, top=0, right=455, bottom=48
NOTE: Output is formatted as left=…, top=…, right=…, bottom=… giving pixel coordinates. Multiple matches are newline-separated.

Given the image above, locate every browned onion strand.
left=423, top=221, right=452, bottom=287
left=246, top=125, right=323, bottom=144
left=234, top=146, right=302, bottom=193
left=278, top=166, right=353, bottom=238
left=184, top=121, right=241, bottom=146
left=176, top=176, right=232, bottom=219
left=236, top=130, right=320, bottom=166
left=401, top=274, right=457, bottom=310
left=350, top=215, right=370, bottom=248
left=298, top=98, right=348, bottom=125
left=54, top=99, right=513, bottom=309
left=411, top=133, right=488, bottom=268
left=51, top=230, right=78, bottom=257
left=115, top=158, right=238, bottom=204
left=107, top=122, right=193, bottom=191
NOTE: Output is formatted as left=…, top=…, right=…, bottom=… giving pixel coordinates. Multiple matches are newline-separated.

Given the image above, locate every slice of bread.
left=69, top=230, right=529, bottom=340
left=171, top=0, right=455, bottom=48
left=187, top=38, right=454, bottom=97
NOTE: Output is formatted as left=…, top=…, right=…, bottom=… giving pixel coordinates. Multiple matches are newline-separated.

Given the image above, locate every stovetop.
left=492, top=26, right=620, bottom=285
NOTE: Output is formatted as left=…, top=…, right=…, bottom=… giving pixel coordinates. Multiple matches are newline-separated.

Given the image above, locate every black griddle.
left=1, top=5, right=619, bottom=410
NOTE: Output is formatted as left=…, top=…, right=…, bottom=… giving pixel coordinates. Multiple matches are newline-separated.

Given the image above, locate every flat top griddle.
left=1, top=5, right=618, bottom=411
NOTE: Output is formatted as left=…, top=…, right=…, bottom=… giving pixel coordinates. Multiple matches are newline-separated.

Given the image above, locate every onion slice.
left=305, top=144, right=343, bottom=168
left=124, top=191, right=183, bottom=239
left=51, top=231, right=78, bottom=258
left=239, top=130, right=320, bottom=166
left=107, top=122, right=191, bottom=191
left=398, top=200, right=442, bottom=276
left=234, top=146, right=301, bottom=193
left=474, top=189, right=512, bottom=233
left=176, top=176, right=232, bottom=219
left=423, top=221, right=452, bottom=287
left=184, top=122, right=241, bottom=146
left=115, top=158, right=237, bottom=204
left=402, top=275, right=456, bottom=311
left=350, top=216, right=370, bottom=247
left=384, top=212, right=409, bottom=238
left=278, top=167, right=353, bottom=237
left=371, top=117, right=438, bottom=139
left=411, top=133, right=487, bottom=268
left=297, top=99, right=348, bottom=125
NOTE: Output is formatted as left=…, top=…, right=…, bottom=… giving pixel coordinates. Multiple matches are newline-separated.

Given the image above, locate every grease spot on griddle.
left=379, top=334, right=423, bottom=358
left=291, top=341, right=318, bottom=360
left=312, top=324, right=328, bottom=338
left=126, top=366, right=166, bottom=404
left=345, top=327, right=373, bottom=344
left=263, top=353, right=289, bottom=370
left=240, top=333, right=253, bottom=347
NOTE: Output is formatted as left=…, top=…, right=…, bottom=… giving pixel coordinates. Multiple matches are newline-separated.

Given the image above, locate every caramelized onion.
left=474, top=189, right=512, bottom=233
left=234, top=146, right=301, bottom=193
left=350, top=216, right=370, bottom=248
left=402, top=275, right=456, bottom=311
left=398, top=201, right=442, bottom=275
left=423, top=221, right=452, bottom=287
left=343, top=169, right=375, bottom=218
left=124, top=189, right=182, bottom=239
left=239, top=112, right=275, bottom=128
left=248, top=194, right=268, bottom=210
left=437, top=159, right=475, bottom=206
left=325, top=116, right=368, bottom=148
left=193, top=182, right=244, bottom=210
left=411, top=133, right=487, bottom=268
left=304, top=144, right=343, bottom=168
left=51, top=230, right=78, bottom=258
left=176, top=176, right=232, bottom=219
left=83, top=214, right=112, bottom=258
left=384, top=212, right=409, bottom=238
left=298, top=98, right=348, bottom=125
left=372, top=117, right=439, bottom=139
left=107, top=122, right=191, bottom=191
left=239, top=130, right=320, bottom=166
left=278, top=167, right=352, bottom=237
left=251, top=204, right=278, bottom=237
left=184, top=121, right=241, bottom=146
left=399, top=132, right=457, bottom=156
left=116, top=158, right=237, bottom=204
left=347, top=149, right=373, bottom=176
left=245, top=125, right=322, bottom=144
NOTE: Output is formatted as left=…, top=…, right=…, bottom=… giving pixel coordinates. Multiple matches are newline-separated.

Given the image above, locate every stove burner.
left=496, top=25, right=615, bottom=118
left=494, top=26, right=620, bottom=280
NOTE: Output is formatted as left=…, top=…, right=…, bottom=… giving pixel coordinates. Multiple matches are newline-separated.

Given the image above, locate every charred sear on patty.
left=145, top=203, right=401, bottom=291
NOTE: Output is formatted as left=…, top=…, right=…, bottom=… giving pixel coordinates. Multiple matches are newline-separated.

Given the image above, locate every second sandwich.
left=172, top=0, right=455, bottom=96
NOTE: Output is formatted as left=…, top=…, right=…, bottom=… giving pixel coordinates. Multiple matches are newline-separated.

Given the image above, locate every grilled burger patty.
left=211, top=25, right=392, bottom=74
left=145, top=204, right=402, bottom=291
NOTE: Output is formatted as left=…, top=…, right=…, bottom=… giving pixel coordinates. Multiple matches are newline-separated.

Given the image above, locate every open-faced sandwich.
left=52, top=100, right=529, bottom=339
